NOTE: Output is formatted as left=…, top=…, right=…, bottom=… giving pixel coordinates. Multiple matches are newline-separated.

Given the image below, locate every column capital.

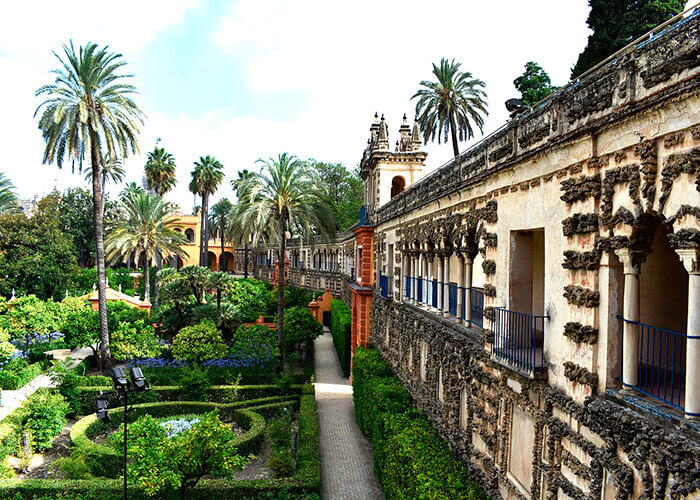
left=614, top=248, right=641, bottom=275
left=676, top=248, right=700, bottom=275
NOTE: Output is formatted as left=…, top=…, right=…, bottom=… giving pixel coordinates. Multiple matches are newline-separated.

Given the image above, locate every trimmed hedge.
left=0, top=360, right=44, bottom=390
left=70, top=401, right=268, bottom=478
left=2, top=389, right=320, bottom=499
left=74, top=384, right=303, bottom=415
left=352, top=346, right=486, bottom=500
left=330, top=299, right=351, bottom=377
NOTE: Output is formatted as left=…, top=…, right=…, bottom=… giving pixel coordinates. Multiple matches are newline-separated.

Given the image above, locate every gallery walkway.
left=314, top=327, right=383, bottom=500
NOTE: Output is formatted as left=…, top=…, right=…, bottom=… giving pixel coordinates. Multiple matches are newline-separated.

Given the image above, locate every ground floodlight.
left=96, top=398, right=111, bottom=423
left=111, top=367, right=130, bottom=393
left=130, top=367, right=150, bottom=392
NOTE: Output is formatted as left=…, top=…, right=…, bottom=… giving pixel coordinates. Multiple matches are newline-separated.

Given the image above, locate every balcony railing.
left=470, top=287, right=484, bottom=328
left=402, top=277, right=485, bottom=327
left=379, top=273, right=390, bottom=299
left=618, top=317, right=687, bottom=410
left=492, top=307, right=547, bottom=376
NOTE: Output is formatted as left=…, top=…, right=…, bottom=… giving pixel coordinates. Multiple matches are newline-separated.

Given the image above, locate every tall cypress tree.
left=571, top=0, right=685, bottom=79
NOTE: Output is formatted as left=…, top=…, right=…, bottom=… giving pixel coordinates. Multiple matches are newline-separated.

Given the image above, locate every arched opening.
left=221, top=252, right=234, bottom=272
left=185, top=228, right=195, bottom=243
left=390, top=176, right=406, bottom=198
left=614, top=224, right=689, bottom=409
left=207, top=251, right=218, bottom=271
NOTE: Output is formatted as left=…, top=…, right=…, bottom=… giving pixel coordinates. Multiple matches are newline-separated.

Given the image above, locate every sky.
left=0, top=0, right=691, bottom=213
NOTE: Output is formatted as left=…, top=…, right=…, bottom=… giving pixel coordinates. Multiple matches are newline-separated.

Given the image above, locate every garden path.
left=0, top=346, right=94, bottom=422
left=314, top=327, right=383, bottom=500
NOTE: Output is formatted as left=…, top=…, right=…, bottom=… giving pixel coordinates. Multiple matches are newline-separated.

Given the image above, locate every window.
left=391, top=176, right=406, bottom=198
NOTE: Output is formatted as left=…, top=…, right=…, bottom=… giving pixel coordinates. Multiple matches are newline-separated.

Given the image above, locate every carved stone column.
left=427, top=251, right=435, bottom=311
left=677, top=249, right=700, bottom=419
left=444, top=252, right=451, bottom=317
left=437, top=252, right=444, bottom=312
left=457, top=253, right=465, bottom=323
left=615, top=248, right=641, bottom=392
left=465, top=257, right=473, bottom=326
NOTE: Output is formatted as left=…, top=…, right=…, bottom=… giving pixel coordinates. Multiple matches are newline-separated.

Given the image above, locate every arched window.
left=185, top=228, right=195, bottom=243
left=391, top=176, right=406, bottom=198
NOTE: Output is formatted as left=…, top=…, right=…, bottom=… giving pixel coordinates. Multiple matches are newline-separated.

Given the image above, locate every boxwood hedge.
left=352, top=346, right=486, bottom=500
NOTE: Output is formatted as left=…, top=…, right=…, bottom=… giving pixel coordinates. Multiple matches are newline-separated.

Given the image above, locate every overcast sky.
left=0, top=1, right=691, bottom=212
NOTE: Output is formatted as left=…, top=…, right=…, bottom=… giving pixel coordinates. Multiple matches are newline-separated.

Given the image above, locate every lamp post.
left=95, top=366, right=151, bottom=500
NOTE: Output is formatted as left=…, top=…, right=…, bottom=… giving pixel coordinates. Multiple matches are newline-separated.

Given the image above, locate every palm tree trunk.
left=200, top=194, right=209, bottom=267
left=450, top=114, right=460, bottom=158
left=89, top=129, right=109, bottom=373
left=144, top=256, right=150, bottom=301
left=220, top=216, right=225, bottom=272
left=154, top=252, right=162, bottom=309
left=277, top=216, right=287, bottom=374
left=244, top=241, right=249, bottom=279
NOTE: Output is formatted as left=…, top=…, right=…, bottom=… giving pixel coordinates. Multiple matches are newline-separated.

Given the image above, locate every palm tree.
left=209, top=198, right=233, bottom=272
left=105, top=193, right=187, bottom=301
left=231, top=169, right=254, bottom=278
left=84, top=154, right=125, bottom=215
left=120, top=182, right=146, bottom=201
left=35, top=41, right=144, bottom=369
left=145, top=147, right=177, bottom=196
left=233, top=153, right=335, bottom=372
left=412, top=58, right=488, bottom=158
left=189, top=156, right=225, bottom=267
left=0, top=173, right=19, bottom=215
left=145, top=146, right=178, bottom=309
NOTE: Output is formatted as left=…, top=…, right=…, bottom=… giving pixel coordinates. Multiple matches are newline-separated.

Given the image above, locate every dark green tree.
left=306, top=160, right=363, bottom=231
left=0, top=194, right=77, bottom=300
left=513, top=62, right=557, bottom=107
left=57, top=188, right=120, bottom=267
left=571, top=0, right=684, bottom=78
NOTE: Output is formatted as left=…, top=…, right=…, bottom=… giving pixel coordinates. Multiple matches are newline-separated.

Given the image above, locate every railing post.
left=615, top=249, right=641, bottom=392
left=678, top=249, right=700, bottom=419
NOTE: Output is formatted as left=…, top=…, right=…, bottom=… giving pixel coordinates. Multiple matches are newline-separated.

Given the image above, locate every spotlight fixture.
left=130, top=367, right=150, bottom=392
left=96, top=396, right=111, bottom=423
left=111, top=367, right=130, bottom=394
left=505, top=98, right=529, bottom=114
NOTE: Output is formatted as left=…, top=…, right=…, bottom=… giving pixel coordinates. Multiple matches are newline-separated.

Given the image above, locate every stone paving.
left=314, top=327, right=383, bottom=500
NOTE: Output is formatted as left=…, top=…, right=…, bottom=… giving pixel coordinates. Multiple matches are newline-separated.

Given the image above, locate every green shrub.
left=110, top=321, right=160, bottom=361
left=268, top=450, right=295, bottom=478
left=15, top=390, right=69, bottom=451
left=284, top=307, right=322, bottom=355
left=330, top=299, right=351, bottom=377
left=352, top=346, right=486, bottom=499
left=172, top=319, right=228, bottom=363
left=0, top=359, right=44, bottom=390
left=49, top=359, right=84, bottom=416
left=180, top=366, right=211, bottom=401
left=231, top=324, right=279, bottom=363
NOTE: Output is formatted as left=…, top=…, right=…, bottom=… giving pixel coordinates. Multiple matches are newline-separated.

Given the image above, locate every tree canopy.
left=306, top=160, right=363, bottom=231
left=571, top=0, right=685, bottom=78
left=513, top=62, right=557, bottom=107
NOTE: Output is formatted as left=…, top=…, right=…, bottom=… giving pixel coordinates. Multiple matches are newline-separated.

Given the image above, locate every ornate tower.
left=359, top=113, right=427, bottom=223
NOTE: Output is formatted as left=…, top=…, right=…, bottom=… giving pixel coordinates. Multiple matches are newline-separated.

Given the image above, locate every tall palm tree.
left=145, top=146, right=178, bottom=309
left=0, top=173, right=19, bottom=215
left=189, top=156, right=224, bottom=267
left=233, top=153, right=335, bottom=372
left=231, top=169, right=254, bottom=278
left=145, top=147, right=177, bottom=196
left=35, top=41, right=144, bottom=369
left=105, top=193, right=187, bottom=301
left=120, top=182, right=146, bottom=201
left=209, top=198, right=233, bottom=271
left=84, top=154, right=125, bottom=215
left=412, top=58, right=488, bottom=158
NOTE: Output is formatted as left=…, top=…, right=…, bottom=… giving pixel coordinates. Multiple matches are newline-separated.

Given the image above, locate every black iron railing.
left=492, top=307, right=547, bottom=375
